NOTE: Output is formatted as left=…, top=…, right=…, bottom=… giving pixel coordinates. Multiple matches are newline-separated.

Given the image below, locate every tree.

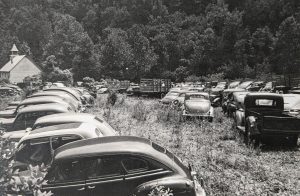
left=44, top=13, right=95, bottom=81
left=174, top=66, right=189, bottom=82
left=100, top=28, right=133, bottom=79
left=127, top=25, right=158, bottom=80
left=273, top=16, right=300, bottom=74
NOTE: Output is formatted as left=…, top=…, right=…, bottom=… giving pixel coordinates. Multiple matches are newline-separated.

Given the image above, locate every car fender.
left=133, top=177, right=198, bottom=196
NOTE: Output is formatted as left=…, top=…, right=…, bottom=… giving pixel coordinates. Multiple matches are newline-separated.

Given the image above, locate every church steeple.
left=10, top=44, right=19, bottom=63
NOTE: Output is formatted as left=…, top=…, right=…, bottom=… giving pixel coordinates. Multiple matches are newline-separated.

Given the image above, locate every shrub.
left=132, top=101, right=147, bottom=121
left=107, top=90, right=118, bottom=106
left=148, top=186, right=173, bottom=196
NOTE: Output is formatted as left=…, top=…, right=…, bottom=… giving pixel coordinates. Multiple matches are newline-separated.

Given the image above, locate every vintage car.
left=236, top=81, right=253, bottom=90
left=126, top=83, right=140, bottom=96
left=40, top=136, right=206, bottom=196
left=247, top=81, right=265, bottom=91
left=2, top=113, right=117, bottom=142
left=43, top=87, right=82, bottom=102
left=29, top=91, right=82, bottom=111
left=183, top=92, right=214, bottom=122
left=4, top=101, right=21, bottom=110
left=172, top=91, right=196, bottom=106
left=0, top=103, right=73, bottom=133
left=0, top=96, right=77, bottom=118
left=222, top=89, right=247, bottom=114
left=75, top=88, right=95, bottom=106
left=160, top=90, right=181, bottom=104
left=226, top=91, right=249, bottom=117
left=209, top=82, right=227, bottom=107
left=0, top=87, right=16, bottom=97
left=238, top=93, right=300, bottom=146
left=13, top=122, right=103, bottom=170
left=227, top=81, right=241, bottom=89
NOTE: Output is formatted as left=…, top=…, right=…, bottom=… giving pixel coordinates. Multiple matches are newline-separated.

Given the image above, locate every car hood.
left=0, top=109, right=15, bottom=117
left=185, top=100, right=211, bottom=113
left=1, top=130, right=27, bottom=141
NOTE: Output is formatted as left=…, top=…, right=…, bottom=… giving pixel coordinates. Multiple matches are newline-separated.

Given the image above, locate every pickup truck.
left=237, top=93, right=300, bottom=146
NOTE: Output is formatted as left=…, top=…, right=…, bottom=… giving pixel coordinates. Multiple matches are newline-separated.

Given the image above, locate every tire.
left=173, top=100, right=179, bottom=106
left=208, top=117, right=213, bottom=122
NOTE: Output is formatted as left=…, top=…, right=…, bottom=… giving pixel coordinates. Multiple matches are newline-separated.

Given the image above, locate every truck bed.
left=262, top=115, right=300, bottom=135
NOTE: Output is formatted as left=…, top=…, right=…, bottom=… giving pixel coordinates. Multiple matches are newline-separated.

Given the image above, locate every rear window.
left=255, top=99, right=277, bottom=106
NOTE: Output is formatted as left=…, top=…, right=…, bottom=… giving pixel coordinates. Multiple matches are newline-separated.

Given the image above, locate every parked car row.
left=1, top=86, right=206, bottom=196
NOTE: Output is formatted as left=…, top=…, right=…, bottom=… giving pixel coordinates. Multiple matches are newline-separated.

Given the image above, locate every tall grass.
left=91, top=95, right=300, bottom=196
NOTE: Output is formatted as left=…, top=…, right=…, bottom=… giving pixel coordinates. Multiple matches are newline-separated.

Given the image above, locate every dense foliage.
left=1, top=0, right=300, bottom=81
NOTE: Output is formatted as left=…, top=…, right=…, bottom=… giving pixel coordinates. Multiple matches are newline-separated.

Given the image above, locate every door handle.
left=88, top=186, right=95, bottom=189
left=77, top=187, right=85, bottom=191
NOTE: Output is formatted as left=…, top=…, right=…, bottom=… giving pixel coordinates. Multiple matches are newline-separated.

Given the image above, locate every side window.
left=87, top=156, right=122, bottom=179
left=12, top=114, right=26, bottom=130
left=47, top=160, right=86, bottom=183
left=121, top=157, right=148, bottom=173
left=51, top=135, right=81, bottom=150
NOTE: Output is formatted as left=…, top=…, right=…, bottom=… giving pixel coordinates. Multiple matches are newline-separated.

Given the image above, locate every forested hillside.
left=1, top=0, right=300, bottom=82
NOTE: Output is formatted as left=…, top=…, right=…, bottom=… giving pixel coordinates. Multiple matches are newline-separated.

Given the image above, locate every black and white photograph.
left=0, top=0, right=299, bottom=195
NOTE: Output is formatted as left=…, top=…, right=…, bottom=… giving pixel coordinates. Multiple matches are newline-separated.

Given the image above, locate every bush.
left=107, top=90, right=118, bottom=106
left=132, top=101, right=147, bottom=121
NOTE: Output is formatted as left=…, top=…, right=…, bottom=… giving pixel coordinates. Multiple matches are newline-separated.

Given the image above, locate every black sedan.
left=42, top=136, right=206, bottom=196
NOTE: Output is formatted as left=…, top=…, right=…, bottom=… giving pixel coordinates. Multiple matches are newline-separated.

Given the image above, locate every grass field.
left=88, top=94, right=300, bottom=196
left=1, top=95, right=299, bottom=196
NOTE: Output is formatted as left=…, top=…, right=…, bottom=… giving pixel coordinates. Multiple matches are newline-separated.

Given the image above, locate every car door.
left=43, top=159, right=88, bottom=196
left=85, top=155, right=125, bottom=196
left=121, top=155, right=173, bottom=196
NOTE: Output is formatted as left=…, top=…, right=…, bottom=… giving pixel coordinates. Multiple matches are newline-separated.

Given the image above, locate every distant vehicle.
left=160, top=90, right=181, bottom=104
left=247, top=81, right=265, bottom=91
left=237, top=93, right=300, bottom=146
left=183, top=92, right=214, bottom=122
left=222, top=89, right=248, bottom=114
left=2, top=112, right=117, bottom=142
left=29, top=91, right=82, bottom=111
left=0, top=103, right=72, bottom=133
left=126, top=83, right=140, bottom=96
left=13, top=122, right=103, bottom=170
left=50, top=82, right=66, bottom=88
left=140, top=78, right=172, bottom=98
left=226, top=91, right=249, bottom=117
left=227, top=81, right=241, bottom=89
left=0, top=96, right=77, bottom=118
left=118, top=80, right=130, bottom=93
left=0, top=87, right=16, bottom=97
left=40, top=136, right=206, bottom=196
left=210, top=82, right=227, bottom=107
left=188, top=87, right=205, bottom=92
left=43, top=87, right=82, bottom=102
left=172, top=91, right=196, bottom=107
left=237, top=81, right=253, bottom=90
left=75, top=88, right=95, bottom=106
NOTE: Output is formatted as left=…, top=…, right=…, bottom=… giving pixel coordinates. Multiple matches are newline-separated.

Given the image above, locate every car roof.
left=34, top=113, right=100, bottom=125
left=18, top=103, right=70, bottom=114
left=19, top=122, right=97, bottom=143
left=53, top=136, right=188, bottom=176
left=44, top=87, right=81, bottom=100
left=20, top=96, right=66, bottom=105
